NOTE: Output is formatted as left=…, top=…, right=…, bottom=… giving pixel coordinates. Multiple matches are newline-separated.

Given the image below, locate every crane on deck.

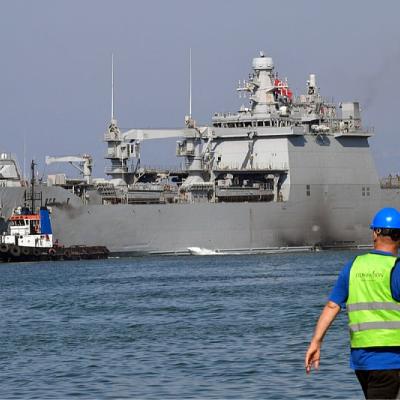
left=45, top=154, right=93, bottom=184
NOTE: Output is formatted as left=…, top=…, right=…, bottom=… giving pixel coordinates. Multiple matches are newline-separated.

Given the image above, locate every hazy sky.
left=0, top=0, right=399, bottom=178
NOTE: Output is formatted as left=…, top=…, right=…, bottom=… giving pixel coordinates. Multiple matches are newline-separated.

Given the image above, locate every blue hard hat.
left=370, top=207, right=400, bottom=229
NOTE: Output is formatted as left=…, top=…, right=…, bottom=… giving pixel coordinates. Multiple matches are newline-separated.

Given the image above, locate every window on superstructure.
left=366, top=187, right=370, bottom=196
left=257, top=121, right=263, bottom=127
left=362, top=187, right=365, bottom=197
left=306, top=185, right=311, bottom=197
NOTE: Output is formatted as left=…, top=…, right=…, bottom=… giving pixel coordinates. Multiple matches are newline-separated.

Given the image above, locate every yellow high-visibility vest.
left=347, top=253, right=400, bottom=348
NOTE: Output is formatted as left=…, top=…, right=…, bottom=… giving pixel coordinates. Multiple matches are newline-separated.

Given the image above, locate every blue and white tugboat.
left=0, top=161, right=109, bottom=262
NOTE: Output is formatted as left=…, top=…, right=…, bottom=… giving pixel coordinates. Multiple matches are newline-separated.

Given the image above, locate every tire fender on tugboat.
left=10, top=245, right=21, bottom=257
left=33, top=248, right=41, bottom=257
left=21, top=247, right=30, bottom=256
left=0, top=243, right=9, bottom=253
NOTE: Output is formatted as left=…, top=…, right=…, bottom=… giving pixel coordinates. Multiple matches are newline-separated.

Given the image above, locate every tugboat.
left=0, top=161, right=109, bottom=262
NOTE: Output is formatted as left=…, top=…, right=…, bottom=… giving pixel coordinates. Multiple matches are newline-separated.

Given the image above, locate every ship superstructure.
left=101, top=52, right=373, bottom=208
left=0, top=52, right=398, bottom=254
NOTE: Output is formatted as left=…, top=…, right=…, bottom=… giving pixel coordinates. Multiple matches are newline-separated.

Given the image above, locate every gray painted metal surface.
left=0, top=52, right=399, bottom=254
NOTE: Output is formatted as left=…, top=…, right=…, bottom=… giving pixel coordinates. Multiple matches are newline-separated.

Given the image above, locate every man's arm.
left=305, top=301, right=341, bottom=374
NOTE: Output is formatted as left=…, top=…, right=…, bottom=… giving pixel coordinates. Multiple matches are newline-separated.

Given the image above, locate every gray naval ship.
left=1, top=52, right=399, bottom=255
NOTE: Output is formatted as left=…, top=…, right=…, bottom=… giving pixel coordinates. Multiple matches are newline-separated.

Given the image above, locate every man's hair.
left=375, top=228, right=400, bottom=242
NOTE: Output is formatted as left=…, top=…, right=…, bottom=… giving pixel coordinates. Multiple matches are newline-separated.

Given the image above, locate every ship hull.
left=1, top=185, right=399, bottom=255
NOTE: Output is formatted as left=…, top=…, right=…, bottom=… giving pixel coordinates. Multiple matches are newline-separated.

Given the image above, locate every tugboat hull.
left=0, top=243, right=109, bottom=263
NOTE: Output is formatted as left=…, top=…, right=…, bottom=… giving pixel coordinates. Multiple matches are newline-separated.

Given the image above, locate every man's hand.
left=305, top=340, right=321, bottom=374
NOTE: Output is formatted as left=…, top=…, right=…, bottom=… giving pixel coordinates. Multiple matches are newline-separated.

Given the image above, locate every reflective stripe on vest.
left=346, top=253, right=400, bottom=348
left=347, top=302, right=400, bottom=312
left=350, top=321, right=400, bottom=332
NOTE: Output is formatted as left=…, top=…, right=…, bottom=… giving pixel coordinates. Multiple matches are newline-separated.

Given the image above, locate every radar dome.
left=252, top=55, right=274, bottom=70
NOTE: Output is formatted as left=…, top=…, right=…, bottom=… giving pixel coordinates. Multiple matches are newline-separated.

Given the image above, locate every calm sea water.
left=1, top=251, right=364, bottom=399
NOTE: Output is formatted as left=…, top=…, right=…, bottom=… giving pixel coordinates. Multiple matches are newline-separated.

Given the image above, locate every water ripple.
left=0, top=251, right=363, bottom=399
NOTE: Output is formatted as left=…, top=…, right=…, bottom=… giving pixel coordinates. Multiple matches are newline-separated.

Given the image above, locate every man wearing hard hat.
left=305, top=208, right=400, bottom=399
